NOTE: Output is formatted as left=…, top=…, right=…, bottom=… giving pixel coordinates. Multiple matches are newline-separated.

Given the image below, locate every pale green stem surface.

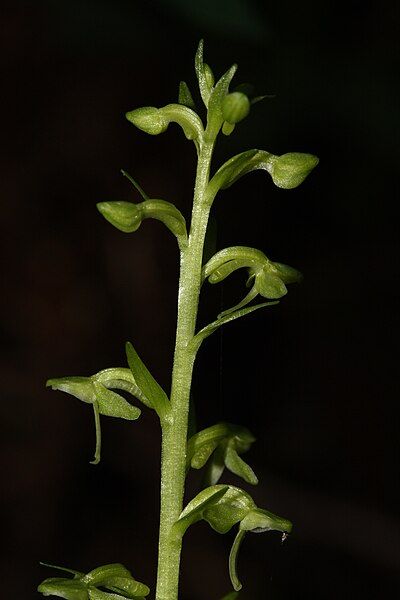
left=155, top=139, right=215, bottom=600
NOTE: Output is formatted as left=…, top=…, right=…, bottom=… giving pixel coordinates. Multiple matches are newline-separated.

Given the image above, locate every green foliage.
left=40, top=38, right=318, bottom=600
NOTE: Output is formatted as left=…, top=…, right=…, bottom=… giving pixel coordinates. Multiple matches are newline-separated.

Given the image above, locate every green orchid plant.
left=38, top=40, right=318, bottom=600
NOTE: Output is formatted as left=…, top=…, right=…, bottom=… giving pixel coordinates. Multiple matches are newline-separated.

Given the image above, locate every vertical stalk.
left=155, top=139, right=215, bottom=600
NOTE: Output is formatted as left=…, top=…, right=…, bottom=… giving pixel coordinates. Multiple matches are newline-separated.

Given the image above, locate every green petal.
left=224, top=446, right=258, bottom=485
left=255, top=270, right=287, bottom=299
left=37, top=578, right=88, bottom=600
left=102, top=577, right=150, bottom=598
left=93, top=382, right=141, bottom=420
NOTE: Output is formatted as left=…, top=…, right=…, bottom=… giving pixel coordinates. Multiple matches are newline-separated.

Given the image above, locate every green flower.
left=38, top=563, right=150, bottom=600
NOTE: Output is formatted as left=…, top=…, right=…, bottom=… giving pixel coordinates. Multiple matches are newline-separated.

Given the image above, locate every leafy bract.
left=195, top=40, right=215, bottom=107
left=206, top=64, right=237, bottom=140
left=190, top=301, right=278, bottom=353
left=178, top=81, right=196, bottom=110
left=126, top=342, right=171, bottom=424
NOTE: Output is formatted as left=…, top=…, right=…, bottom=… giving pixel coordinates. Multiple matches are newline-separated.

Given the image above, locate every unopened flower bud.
left=97, top=201, right=142, bottom=233
left=222, top=92, right=250, bottom=124
left=125, top=106, right=167, bottom=135
left=271, top=152, right=319, bottom=189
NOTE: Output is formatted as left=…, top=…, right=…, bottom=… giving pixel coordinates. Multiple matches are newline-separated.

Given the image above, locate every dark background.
left=1, top=1, right=399, bottom=598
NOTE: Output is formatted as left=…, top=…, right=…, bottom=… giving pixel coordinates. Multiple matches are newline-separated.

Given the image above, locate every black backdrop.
left=1, top=1, right=399, bottom=598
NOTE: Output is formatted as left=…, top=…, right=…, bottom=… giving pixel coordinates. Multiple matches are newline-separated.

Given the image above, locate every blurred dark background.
left=1, top=1, right=399, bottom=598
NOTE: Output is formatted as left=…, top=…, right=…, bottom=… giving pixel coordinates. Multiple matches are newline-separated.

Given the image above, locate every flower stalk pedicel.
left=38, top=40, right=318, bottom=600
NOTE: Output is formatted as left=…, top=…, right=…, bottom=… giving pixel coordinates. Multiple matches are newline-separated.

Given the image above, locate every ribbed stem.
left=155, top=140, right=215, bottom=600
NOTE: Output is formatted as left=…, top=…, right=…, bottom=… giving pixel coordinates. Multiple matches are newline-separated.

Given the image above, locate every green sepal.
left=178, top=81, right=196, bottom=110
left=38, top=578, right=88, bottom=600
left=82, top=564, right=150, bottom=598
left=220, top=593, right=240, bottom=600
left=186, top=423, right=258, bottom=485
left=126, top=342, right=171, bottom=424
left=240, top=508, right=293, bottom=534
left=126, top=104, right=204, bottom=145
left=189, top=302, right=278, bottom=354
left=46, top=376, right=141, bottom=421
left=195, top=40, right=214, bottom=107
left=270, top=152, right=319, bottom=189
left=224, top=445, right=258, bottom=485
left=202, top=247, right=266, bottom=283
left=81, top=564, right=132, bottom=586
left=201, top=486, right=256, bottom=534
left=173, top=485, right=229, bottom=538
left=206, top=63, right=237, bottom=141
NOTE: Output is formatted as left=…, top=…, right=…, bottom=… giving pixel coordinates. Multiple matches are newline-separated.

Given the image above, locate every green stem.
left=155, top=138, right=215, bottom=600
